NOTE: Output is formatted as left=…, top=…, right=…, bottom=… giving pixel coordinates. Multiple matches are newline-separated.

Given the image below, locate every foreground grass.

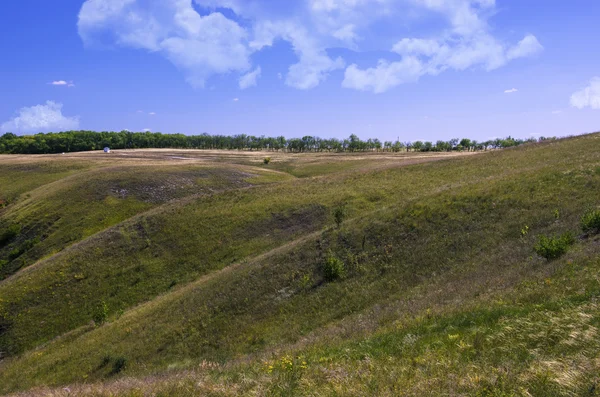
left=11, top=240, right=600, bottom=396
left=1, top=135, right=600, bottom=394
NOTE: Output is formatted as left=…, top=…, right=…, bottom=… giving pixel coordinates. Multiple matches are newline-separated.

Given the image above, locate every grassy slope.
left=0, top=151, right=471, bottom=356
left=0, top=156, right=94, bottom=203
left=1, top=136, right=600, bottom=395
left=0, top=160, right=295, bottom=355
left=16, top=243, right=600, bottom=396
left=0, top=162, right=284, bottom=279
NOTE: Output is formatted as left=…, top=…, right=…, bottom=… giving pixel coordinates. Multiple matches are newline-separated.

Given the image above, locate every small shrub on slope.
left=323, top=254, right=346, bottom=281
left=534, top=232, right=575, bottom=261
left=581, top=209, right=600, bottom=235
left=333, top=204, right=347, bottom=228
left=93, top=301, right=109, bottom=325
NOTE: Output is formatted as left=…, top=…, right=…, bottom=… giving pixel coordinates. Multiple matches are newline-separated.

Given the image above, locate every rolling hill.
left=1, top=135, right=600, bottom=396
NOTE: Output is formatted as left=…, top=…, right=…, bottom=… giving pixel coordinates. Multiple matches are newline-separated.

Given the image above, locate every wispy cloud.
left=239, top=66, right=262, bottom=89
left=1, top=101, right=80, bottom=133
left=504, top=88, right=518, bottom=94
left=49, top=80, right=75, bottom=87
left=233, top=98, right=239, bottom=102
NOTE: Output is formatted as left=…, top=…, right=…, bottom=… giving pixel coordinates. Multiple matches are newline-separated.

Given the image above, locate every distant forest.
left=0, top=131, right=553, bottom=154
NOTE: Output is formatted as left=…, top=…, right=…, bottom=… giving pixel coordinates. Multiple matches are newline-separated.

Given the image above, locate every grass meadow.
left=1, top=135, right=600, bottom=395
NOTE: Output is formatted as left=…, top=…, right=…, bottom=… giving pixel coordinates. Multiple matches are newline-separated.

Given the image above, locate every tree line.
left=0, top=131, right=554, bottom=155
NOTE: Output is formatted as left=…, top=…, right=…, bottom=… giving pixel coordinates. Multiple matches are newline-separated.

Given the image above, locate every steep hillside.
left=1, top=135, right=600, bottom=396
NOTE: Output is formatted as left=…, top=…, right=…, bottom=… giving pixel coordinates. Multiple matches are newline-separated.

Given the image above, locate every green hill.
left=1, top=136, right=600, bottom=396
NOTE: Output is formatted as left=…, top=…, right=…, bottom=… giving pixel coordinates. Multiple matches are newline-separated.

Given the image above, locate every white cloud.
left=277, top=72, right=283, bottom=80
left=391, top=34, right=512, bottom=73
left=1, top=101, right=80, bottom=133
left=344, top=16, right=543, bottom=93
left=506, top=35, right=544, bottom=60
left=251, top=20, right=345, bottom=89
left=79, top=0, right=251, bottom=88
left=342, top=57, right=423, bottom=93
left=504, top=88, right=518, bottom=93
left=570, top=77, right=600, bottom=110
left=143, top=128, right=152, bottom=132
left=287, top=53, right=345, bottom=90
left=233, top=97, right=239, bottom=101
left=308, top=0, right=395, bottom=33
left=332, top=24, right=358, bottom=43
left=239, top=66, right=262, bottom=89
left=285, top=27, right=346, bottom=89
left=420, top=0, right=495, bottom=36
left=149, top=112, right=156, bottom=115
left=50, top=80, right=75, bottom=87
left=392, top=38, right=443, bottom=57
left=78, top=0, right=542, bottom=92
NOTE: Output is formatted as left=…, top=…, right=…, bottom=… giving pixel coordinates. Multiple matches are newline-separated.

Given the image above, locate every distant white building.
left=104, top=147, right=111, bottom=153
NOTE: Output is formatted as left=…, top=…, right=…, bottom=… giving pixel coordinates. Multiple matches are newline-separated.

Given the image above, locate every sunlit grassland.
left=27, top=246, right=600, bottom=397
left=0, top=157, right=94, bottom=203
left=0, top=161, right=293, bottom=278
left=1, top=135, right=600, bottom=395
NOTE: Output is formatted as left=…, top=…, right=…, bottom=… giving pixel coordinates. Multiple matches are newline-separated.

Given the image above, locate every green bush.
left=534, top=232, right=575, bottom=260
left=323, top=254, right=345, bottom=281
left=333, top=205, right=347, bottom=228
left=581, top=209, right=600, bottom=234
left=93, top=301, right=109, bottom=325
left=263, top=157, right=271, bottom=165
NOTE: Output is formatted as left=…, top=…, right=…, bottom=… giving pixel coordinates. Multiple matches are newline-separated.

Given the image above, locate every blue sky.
left=1, top=0, right=599, bottom=142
